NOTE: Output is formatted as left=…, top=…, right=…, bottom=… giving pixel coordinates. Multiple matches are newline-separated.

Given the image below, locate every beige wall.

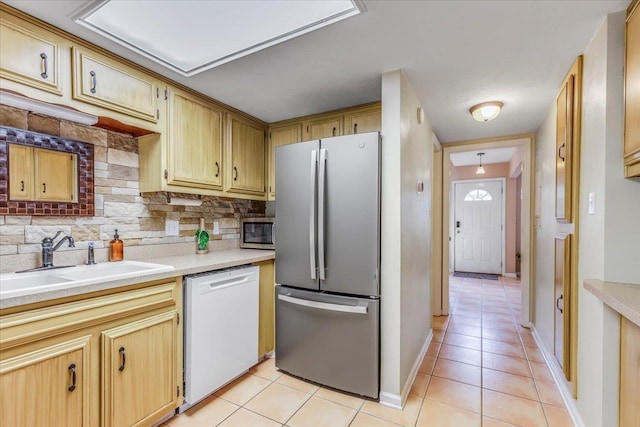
left=533, top=11, right=640, bottom=426
left=449, top=162, right=518, bottom=275
left=0, top=106, right=265, bottom=273
left=380, top=70, right=432, bottom=405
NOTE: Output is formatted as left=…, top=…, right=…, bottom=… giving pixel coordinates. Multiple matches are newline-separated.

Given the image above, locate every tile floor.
left=163, top=275, right=573, bottom=427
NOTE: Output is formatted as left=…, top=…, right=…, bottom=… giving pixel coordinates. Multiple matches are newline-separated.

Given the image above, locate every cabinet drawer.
left=0, top=279, right=179, bottom=350
left=72, top=47, right=157, bottom=122
left=0, top=18, right=62, bottom=95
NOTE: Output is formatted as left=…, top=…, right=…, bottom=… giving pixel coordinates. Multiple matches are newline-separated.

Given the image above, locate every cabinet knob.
left=68, top=363, right=76, bottom=392
left=40, top=53, right=48, bottom=79
left=119, top=347, right=126, bottom=371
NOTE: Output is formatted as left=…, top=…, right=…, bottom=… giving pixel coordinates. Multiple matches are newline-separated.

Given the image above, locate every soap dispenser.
left=109, top=229, right=123, bottom=262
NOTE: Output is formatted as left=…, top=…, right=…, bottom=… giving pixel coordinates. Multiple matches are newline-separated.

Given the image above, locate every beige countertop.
left=584, top=279, right=640, bottom=327
left=0, top=249, right=275, bottom=310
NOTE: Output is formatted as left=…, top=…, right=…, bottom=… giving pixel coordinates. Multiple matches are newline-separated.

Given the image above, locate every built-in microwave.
left=240, top=217, right=275, bottom=249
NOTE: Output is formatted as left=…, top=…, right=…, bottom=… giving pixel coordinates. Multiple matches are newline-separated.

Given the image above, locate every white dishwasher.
left=183, top=265, right=259, bottom=409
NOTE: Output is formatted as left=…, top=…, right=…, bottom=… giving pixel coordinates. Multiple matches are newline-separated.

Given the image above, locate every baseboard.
left=380, top=329, right=433, bottom=410
left=503, top=273, right=518, bottom=278
left=530, top=324, right=584, bottom=427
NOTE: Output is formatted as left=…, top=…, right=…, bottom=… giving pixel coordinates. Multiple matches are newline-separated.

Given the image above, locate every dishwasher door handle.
left=278, top=294, right=367, bottom=314
left=197, top=275, right=251, bottom=295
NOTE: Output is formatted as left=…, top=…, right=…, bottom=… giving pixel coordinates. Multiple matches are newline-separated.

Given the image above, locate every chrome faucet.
left=41, top=231, right=75, bottom=268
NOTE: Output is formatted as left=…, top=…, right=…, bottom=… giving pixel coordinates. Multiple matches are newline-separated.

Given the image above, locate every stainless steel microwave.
left=240, top=217, right=275, bottom=249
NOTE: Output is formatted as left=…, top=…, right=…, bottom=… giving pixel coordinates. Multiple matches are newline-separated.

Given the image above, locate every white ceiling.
left=450, top=147, right=517, bottom=167
left=5, top=0, right=629, bottom=143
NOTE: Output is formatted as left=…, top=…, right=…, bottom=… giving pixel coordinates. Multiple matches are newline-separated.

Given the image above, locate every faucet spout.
left=41, top=232, right=75, bottom=268
left=52, top=236, right=75, bottom=252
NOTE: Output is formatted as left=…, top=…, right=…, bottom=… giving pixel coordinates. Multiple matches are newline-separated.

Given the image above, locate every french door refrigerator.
left=275, top=131, right=380, bottom=399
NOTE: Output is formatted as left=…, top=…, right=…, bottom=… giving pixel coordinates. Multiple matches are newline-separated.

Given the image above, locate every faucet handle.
left=43, top=230, right=65, bottom=244
left=68, top=236, right=75, bottom=248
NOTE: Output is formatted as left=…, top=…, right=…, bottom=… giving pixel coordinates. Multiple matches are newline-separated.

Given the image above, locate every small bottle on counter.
left=109, top=229, right=124, bottom=262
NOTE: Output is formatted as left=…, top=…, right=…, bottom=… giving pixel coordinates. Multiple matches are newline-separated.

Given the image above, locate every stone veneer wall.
left=0, top=105, right=265, bottom=273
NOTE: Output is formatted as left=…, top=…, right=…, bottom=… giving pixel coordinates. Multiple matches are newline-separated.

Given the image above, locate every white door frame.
left=439, top=134, right=534, bottom=328
left=451, top=178, right=506, bottom=276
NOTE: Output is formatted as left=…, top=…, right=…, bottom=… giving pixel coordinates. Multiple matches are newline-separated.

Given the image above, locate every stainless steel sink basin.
left=0, top=261, right=174, bottom=299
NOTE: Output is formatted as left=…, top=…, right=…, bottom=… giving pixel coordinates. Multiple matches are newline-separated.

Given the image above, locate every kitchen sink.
left=0, top=261, right=174, bottom=299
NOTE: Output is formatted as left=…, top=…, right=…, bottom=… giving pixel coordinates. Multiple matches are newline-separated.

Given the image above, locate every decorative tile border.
left=0, top=126, right=94, bottom=216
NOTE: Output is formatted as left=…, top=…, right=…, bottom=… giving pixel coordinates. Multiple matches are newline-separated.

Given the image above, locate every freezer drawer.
left=275, top=286, right=379, bottom=398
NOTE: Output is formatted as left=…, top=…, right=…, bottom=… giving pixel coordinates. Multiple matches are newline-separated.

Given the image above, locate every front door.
left=454, top=180, right=503, bottom=274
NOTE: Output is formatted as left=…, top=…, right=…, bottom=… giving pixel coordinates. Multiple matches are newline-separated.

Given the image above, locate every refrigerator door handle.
left=310, top=150, right=318, bottom=280
left=318, top=148, right=327, bottom=281
left=278, top=294, right=368, bottom=314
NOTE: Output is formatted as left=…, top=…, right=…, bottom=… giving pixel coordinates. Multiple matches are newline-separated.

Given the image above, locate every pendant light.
left=469, top=101, right=503, bottom=122
left=476, top=153, right=486, bottom=175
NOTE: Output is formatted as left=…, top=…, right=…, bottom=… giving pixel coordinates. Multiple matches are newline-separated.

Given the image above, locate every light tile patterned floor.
left=163, top=276, right=573, bottom=426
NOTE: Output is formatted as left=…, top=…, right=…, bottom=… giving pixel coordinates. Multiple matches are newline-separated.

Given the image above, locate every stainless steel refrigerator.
left=275, top=131, right=380, bottom=399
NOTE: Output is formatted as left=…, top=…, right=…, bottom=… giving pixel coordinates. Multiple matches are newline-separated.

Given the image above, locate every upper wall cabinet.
left=167, top=87, right=223, bottom=191
left=72, top=47, right=158, bottom=123
left=344, top=105, right=382, bottom=135
left=306, top=114, right=344, bottom=140
left=0, top=17, right=62, bottom=96
left=225, top=114, right=267, bottom=196
left=267, top=123, right=303, bottom=200
left=625, top=0, right=640, bottom=178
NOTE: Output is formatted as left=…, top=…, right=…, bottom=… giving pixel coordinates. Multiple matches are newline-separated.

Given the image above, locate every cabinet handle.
left=556, top=294, right=563, bottom=314
left=332, top=127, right=336, bottom=137
left=68, top=363, right=76, bottom=392
left=558, top=143, right=566, bottom=162
left=354, top=123, right=358, bottom=134
left=118, top=347, right=126, bottom=371
left=215, top=162, right=220, bottom=177
left=40, top=53, right=48, bottom=79
left=90, top=71, right=97, bottom=94
left=42, top=183, right=46, bottom=193
left=233, top=166, right=238, bottom=181
left=20, top=180, right=24, bottom=192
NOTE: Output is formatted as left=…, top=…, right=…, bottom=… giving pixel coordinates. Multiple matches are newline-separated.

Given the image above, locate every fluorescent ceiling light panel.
left=75, top=0, right=365, bottom=76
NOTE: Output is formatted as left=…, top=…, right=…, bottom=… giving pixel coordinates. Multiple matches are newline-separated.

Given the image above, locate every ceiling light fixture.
left=476, top=153, right=486, bottom=175
left=469, top=101, right=503, bottom=122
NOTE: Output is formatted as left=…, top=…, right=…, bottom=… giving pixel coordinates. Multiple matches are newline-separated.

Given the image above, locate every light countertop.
left=0, top=249, right=274, bottom=310
left=583, top=279, right=640, bottom=327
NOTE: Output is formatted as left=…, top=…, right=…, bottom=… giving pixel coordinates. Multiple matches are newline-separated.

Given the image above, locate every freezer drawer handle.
left=278, top=294, right=367, bottom=314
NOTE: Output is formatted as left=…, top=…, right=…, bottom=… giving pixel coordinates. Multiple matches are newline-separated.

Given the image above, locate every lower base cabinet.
left=257, top=260, right=275, bottom=358
left=620, top=316, right=640, bottom=427
left=0, top=278, right=182, bottom=427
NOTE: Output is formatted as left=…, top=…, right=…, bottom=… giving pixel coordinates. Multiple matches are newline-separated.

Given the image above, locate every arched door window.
left=464, top=189, right=493, bottom=201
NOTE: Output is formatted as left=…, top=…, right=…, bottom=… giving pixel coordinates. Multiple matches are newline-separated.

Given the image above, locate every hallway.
left=163, top=276, right=572, bottom=427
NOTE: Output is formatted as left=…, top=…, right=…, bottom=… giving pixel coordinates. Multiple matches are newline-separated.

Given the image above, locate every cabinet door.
left=307, top=114, right=343, bottom=140
left=0, top=335, right=91, bottom=427
left=34, top=148, right=76, bottom=202
left=553, top=234, right=571, bottom=379
left=555, top=75, right=574, bottom=223
left=102, top=311, right=177, bottom=427
left=226, top=114, right=266, bottom=196
left=8, top=143, right=33, bottom=201
left=344, top=106, right=381, bottom=135
left=0, top=18, right=62, bottom=95
left=625, top=1, right=640, bottom=177
left=72, top=47, right=157, bottom=122
left=168, top=89, right=223, bottom=190
left=268, top=123, right=302, bottom=199
left=620, top=316, right=640, bottom=427
left=258, top=260, right=275, bottom=357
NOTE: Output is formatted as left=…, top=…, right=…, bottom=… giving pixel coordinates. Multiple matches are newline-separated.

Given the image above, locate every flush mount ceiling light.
left=469, top=101, right=503, bottom=122
left=74, top=0, right=366, bottom=77
left=476, top=152, right=486, bottom=175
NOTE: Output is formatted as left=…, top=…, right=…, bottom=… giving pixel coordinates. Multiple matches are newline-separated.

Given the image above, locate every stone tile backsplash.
left=0, top=105, right=265, bottom=273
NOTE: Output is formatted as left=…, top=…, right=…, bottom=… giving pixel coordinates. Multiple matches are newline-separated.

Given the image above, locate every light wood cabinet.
left=8, top=143, right=33, bottom=200
left=35, top=147, right=76, bottom=202
left=0, top=17, right=62, bottom=96
left=0, top=335, right=91, bottom=427
left=8, top=144, right=76, bottom=202
left=555, top=74, right=574, bottom=223
left=553, top=234, right=571, bottom=379
left=267, top=123, right=303, bottom=200
left=256, top=260, right=275, bottom=357
left=624, top=0, right=640, bottom=178
left=72, top=47, right=158, bottom=123
left=344, top=105, right=381, bottom=135
left=0, top=278, right=182, bottom=427
left=620, top=316, right=640, bottom=427
left=102, top=311, right=177, bottom=427
left=306, top=114, right=343, bottom=140
left=225, top=114, right=266, bottom=196
left=167, top=87, right=224, bottom=190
